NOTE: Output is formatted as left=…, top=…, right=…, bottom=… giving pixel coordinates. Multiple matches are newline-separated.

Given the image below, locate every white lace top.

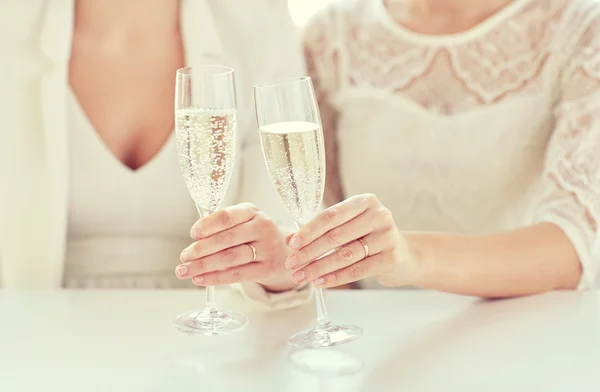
left=304, top=0, right=600, bottom=289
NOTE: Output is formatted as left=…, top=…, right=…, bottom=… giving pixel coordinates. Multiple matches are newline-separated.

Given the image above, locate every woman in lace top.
left=282, top=0, right=600, bottom=296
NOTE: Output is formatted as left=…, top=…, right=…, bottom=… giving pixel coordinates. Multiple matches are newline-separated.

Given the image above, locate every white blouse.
left=304, top=0, right=600, bottom=289
left=63, top=91, right=196, bottom=289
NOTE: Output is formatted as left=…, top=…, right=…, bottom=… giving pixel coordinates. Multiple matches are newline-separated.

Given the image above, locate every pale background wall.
left=288, top=0, right=338, bottom=26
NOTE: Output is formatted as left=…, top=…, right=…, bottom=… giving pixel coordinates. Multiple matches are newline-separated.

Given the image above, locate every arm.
left=407, top=16, right=600, bottom=296
left=405, top=224, right=581, bottom=297
left=286, top=188, right=593, bottom=297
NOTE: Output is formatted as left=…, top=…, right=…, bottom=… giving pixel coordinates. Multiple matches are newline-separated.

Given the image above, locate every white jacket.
left=0, top=0, right=311, bottom=307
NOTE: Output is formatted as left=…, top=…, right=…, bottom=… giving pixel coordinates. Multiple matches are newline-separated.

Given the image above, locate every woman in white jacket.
left=0, top=0, right=309, bottom=308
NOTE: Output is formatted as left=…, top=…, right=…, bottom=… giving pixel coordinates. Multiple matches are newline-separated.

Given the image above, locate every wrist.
left=393, top=232, right=427, bottom=287
left=401, top=232, right=433, bottom=287
left=257, top=226, right=299, bottom=293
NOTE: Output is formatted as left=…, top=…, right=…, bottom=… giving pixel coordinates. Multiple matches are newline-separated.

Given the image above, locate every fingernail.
left=191, top=223, right=204, bottom=239
left=289, top=236, right=301, bottom=250
left=313, top=278, right=325, bottom=285
left=285, top=256, right=297, bottom=269
left=180, top=250, right=188, bottom=262
left=193, top=276, right=205, bottom=285
left=292, top=270, right=306, bottom=283
left=176, top=264, right=187, bottom=278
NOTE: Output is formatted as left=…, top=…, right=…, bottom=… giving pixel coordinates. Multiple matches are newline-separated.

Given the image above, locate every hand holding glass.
left=254, top=77, right=362, bottom=348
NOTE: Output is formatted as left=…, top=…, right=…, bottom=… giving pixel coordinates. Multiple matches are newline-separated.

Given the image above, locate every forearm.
left=406, top=222, right=582, bottom=298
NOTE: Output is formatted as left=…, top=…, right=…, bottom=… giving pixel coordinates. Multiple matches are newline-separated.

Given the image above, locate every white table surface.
left=0, top=289, right=598, bottom=392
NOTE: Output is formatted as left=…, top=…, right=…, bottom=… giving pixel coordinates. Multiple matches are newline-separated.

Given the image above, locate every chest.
left=68, top=33, right=185, bottom=170
left=66, top=88, right=197, bottom=238
left=331, top=21, right=563, bottom=191
left=333, top=89, right=555, bottom=231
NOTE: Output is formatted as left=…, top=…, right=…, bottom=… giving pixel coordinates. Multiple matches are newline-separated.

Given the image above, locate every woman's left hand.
left=285, top=194, right=415, bottom=288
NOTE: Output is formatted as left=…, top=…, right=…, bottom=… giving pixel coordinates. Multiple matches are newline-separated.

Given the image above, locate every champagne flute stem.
left=206, top=286, right=216, bottom=309
left=295, top=222, right=331, bottom=326
left=314, top=287, right=330, bottom=327
left=197, top=205, right=218, bottom=311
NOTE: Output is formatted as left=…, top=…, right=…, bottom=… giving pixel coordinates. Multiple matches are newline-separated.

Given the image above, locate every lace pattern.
left=535, top=7, right=600, bottom=287
left=306, top=0, right=575, bottom=114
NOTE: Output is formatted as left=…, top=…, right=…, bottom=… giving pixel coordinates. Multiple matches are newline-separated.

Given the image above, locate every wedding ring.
left=247, top=243, right=258, bottom=262
left=357, top=238, right=370, bottom=258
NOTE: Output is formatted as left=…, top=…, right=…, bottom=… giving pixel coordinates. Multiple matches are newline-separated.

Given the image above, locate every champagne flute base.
left=288, top=323, right=362, bottom=349
left=173, top=307, right=247, bottom=336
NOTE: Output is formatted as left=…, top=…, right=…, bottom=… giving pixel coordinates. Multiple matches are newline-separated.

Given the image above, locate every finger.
left=181, top=218, right=259, bottom=261
left=192, top=262, right=270, bottom=286
left=286, top=208, right=379, bottom=270
left=312, top=253, right=385, bottom=289
left=176, top=243, right=256, bottom=279
left=289, top=194, right=376, bottom=250
left=285, top=233, right=294, bottom=246
left=191, top=202, right=258, bottom=239
left=291, top=233, right=381, bottom=283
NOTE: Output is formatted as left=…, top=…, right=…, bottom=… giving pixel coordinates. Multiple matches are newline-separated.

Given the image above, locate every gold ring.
left=357, top=238, right=370, bottom=258
left=247, top=243, right=257, bottom=262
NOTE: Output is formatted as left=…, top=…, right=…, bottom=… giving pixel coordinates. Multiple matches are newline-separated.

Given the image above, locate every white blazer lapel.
left=181, top=0, right=224, bottom=67
left=36, top=0, right=73, bottom=288
left=1, top=0, right=73, bottom=288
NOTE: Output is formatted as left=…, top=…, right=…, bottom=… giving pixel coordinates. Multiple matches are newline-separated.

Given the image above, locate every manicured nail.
left=285, top=256, right=297, bottom=269
left=193, top=276, right=205, bottom=285
left=289, top=236, right=301, bottom=250
left=292, top=270, right=306, bottom=283
left=313, top=278, right=325, bottom=285
left=176, top=264, right=187, bottom=278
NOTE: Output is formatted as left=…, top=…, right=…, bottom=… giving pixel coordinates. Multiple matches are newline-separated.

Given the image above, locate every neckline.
left=67, top=88, right=176, bottom=175
left=374, top=0, right=532, bottom=46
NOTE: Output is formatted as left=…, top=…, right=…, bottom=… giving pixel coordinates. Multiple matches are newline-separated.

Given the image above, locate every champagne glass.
left=173, top=66, right=247, bottom=335
left=254, top=77, right=362, bottom=348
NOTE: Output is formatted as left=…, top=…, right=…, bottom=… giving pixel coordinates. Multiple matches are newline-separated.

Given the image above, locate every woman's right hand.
left=284, top=194, right=414, bottom=289
left=175, top=202, right=296, bottom=292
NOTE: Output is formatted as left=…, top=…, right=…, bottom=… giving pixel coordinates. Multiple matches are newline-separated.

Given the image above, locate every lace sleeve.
left=534, top=13, right=600, bottom=290
left=303, top=6, right=345, bottom=206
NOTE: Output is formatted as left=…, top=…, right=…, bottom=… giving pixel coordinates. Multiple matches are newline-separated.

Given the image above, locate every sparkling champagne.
left=176, top=108, right=236, bottom=213
left=259, top=121, right=325, bottom=225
